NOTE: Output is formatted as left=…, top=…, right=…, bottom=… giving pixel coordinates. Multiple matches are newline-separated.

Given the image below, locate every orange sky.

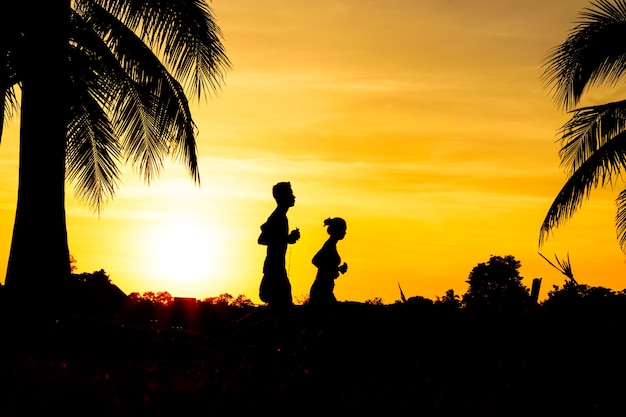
left=2, top=0, right=625, bottom=304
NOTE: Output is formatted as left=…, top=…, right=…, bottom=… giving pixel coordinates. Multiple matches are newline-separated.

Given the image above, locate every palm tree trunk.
left=5, top=1, right=72, bottom=305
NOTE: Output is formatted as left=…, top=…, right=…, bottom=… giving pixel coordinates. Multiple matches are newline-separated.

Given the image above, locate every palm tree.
left=539, top=0, right=626, bottom=253
left=0, top=0, right=230, bottom=302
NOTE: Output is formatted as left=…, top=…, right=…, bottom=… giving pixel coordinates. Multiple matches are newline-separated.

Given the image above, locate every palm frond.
left=89, top=0, right=231, bottom=99
left=558, top=100, right=626, bottom=175
left=538, top=252, right=576, bottom=284
left=66, top=39, right=123, bottom=213
left=615, top=188, right=626, bottom=252
left=79, top=2, right=201, bottom=184
left=539, top=130, right=626, bottom=246
left=66, top=106, right=122, bottom=214
left=156, top=0, right=231, bottom=99
left=541, top=0, right=626, bottom=110
left=0, top=35, right=20, bottom=141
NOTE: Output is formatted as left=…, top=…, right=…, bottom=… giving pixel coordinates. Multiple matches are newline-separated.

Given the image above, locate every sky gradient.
left=2, top=0, right=625, bottom=304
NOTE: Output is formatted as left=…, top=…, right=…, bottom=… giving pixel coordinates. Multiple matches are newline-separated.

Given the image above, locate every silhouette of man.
left=258, top=182, right=300, bottom=309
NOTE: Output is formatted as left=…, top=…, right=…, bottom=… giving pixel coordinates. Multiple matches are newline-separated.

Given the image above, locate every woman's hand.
left=338, top=262, right=348, bottom=274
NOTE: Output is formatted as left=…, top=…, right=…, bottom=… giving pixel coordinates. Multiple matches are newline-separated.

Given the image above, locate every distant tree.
left=121, top=290, right=173, bottom=325
left=543, top=280, right=619, bottom=316
left=435, top=289, right=462, bottom=309
left=154, top=291, right=174, bottom=306
left=69, top=255, right=78, bottom=273
left=124, top=292, right=157, bottom=325
left=365, top=297, right=384, bottom=306
left=140, top=291, right=157, bottom=303
left=128, top=292, right=143, bottom=303
left=133, top=291, right=173, bottom=306
left=73, top=269, right=111, bottom=285
left=200, top=293, right=254, bottom=308
left=231, top=294, right=255, bottom=308
left=404, top=295, right=434, bottom=307
left=462, top=255, right=530, bottom=313
left=203, top=293, right=233, bottom=306
left=296, top=294, right=310, bottom=305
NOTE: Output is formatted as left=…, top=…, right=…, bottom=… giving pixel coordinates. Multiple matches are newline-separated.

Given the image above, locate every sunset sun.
left=146, top=218, right=222, bottom=291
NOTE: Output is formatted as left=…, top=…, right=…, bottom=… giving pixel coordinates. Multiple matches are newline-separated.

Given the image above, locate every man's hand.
left=288, top=228, right=300, bottom=244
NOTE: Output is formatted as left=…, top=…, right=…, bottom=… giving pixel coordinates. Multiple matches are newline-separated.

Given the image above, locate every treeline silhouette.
left=3, top=254, right=623, bottom=326
left=1, top=254, right=626, bottom=416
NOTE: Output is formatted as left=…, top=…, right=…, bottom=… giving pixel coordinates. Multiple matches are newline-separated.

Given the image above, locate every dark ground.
left=0, top=301, right=625, bottom=416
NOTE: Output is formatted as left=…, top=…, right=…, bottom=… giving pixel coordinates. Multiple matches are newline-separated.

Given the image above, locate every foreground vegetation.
left=1, top=258, right=626, bottom=416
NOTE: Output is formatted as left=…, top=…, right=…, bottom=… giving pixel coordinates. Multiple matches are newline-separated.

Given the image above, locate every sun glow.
left=146, top=218, right=223, bottom=293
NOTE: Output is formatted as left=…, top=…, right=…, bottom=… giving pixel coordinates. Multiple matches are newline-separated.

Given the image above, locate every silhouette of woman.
left=309, top=217, right=348, bottom=307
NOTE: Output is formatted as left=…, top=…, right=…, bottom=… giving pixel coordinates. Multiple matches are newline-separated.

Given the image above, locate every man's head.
left=273, top=182, right=295, bottom=207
